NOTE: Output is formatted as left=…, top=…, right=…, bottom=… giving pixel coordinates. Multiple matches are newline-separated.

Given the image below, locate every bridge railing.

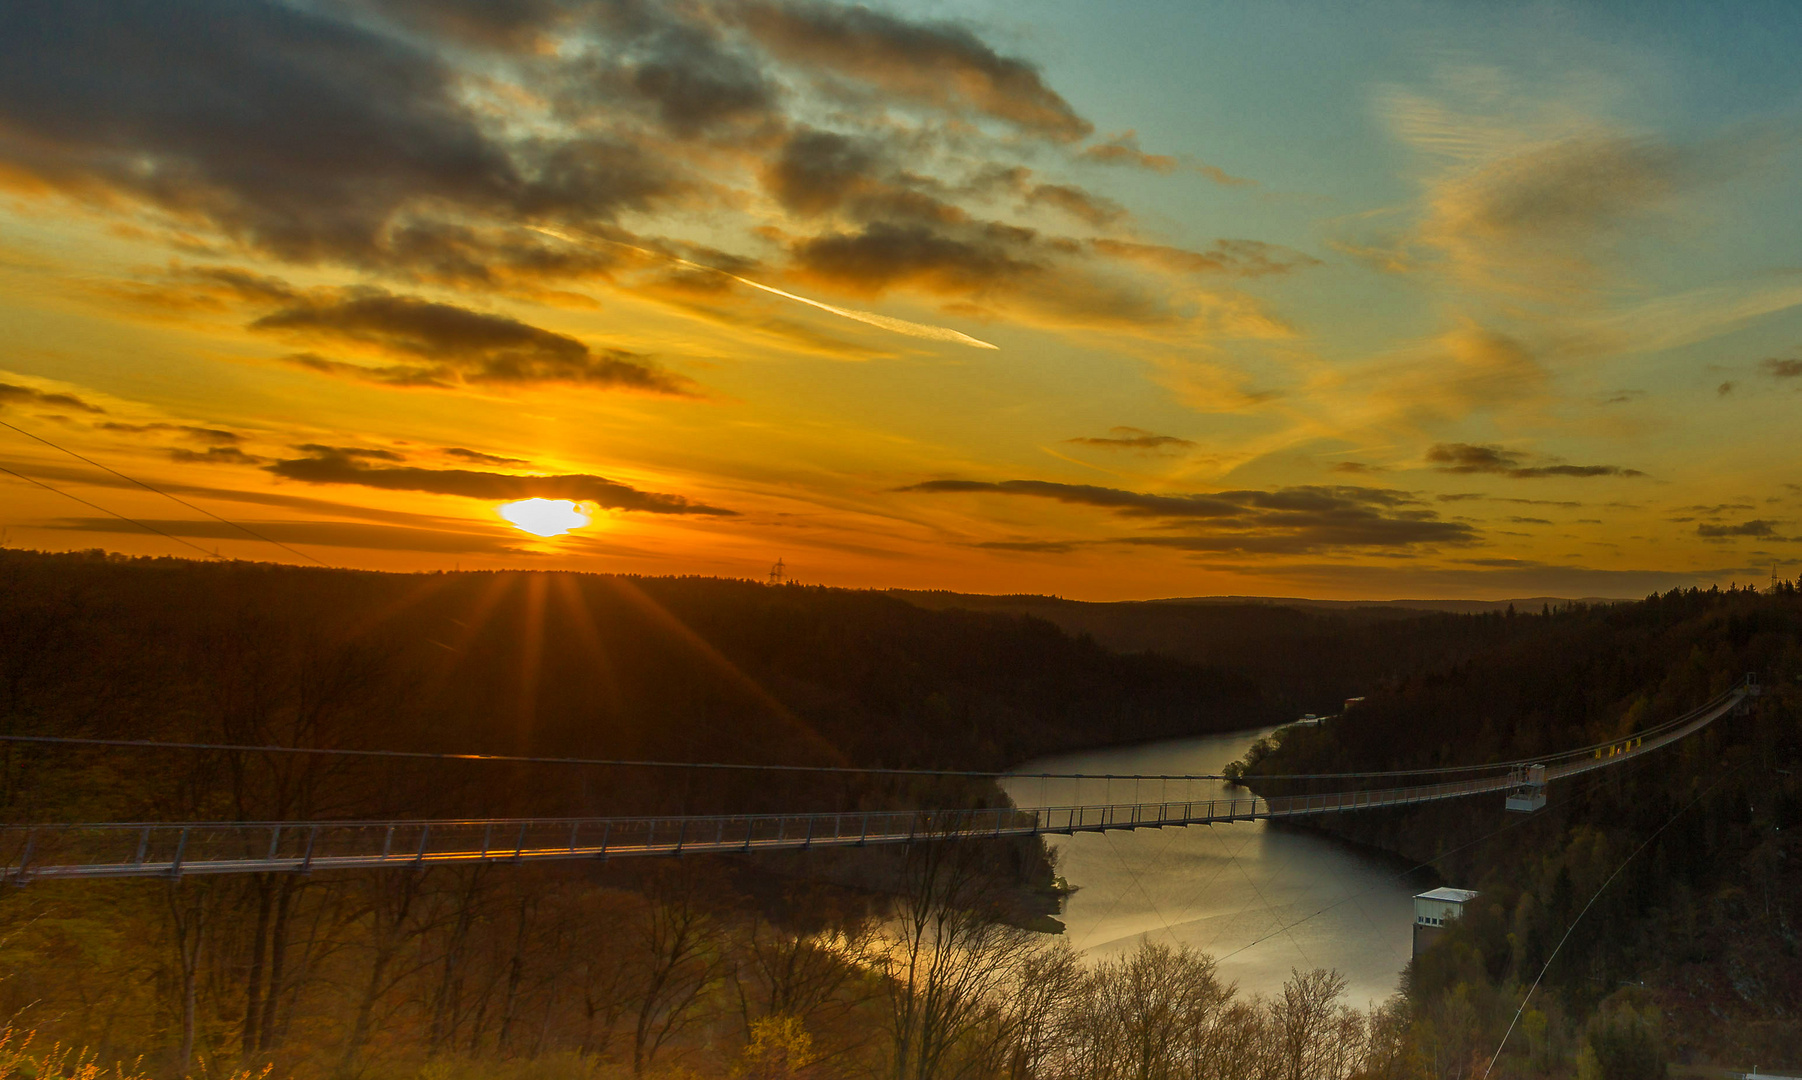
left=0, top=685, right=1748, bottom=883
left=1, top=800, right=1280, bottom=881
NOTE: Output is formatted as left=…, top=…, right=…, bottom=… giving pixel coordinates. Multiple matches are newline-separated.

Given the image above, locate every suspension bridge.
left=0, top=679, right=1756, bottom=884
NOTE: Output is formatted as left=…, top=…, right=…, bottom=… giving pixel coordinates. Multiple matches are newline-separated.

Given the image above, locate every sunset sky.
left=3, top=0, right=1800, bottom=599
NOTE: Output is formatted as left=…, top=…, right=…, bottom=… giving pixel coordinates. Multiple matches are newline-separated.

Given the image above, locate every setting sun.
left=498, top=498, right=590, bottom=537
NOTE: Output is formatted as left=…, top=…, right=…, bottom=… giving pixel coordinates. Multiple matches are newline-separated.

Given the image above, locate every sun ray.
left=514, top=572, right=548, bottom=743
left=599, top=576, right=851, bottom=767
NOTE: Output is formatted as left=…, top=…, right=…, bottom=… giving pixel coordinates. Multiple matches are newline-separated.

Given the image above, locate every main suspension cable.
left=0, top=683, right=1739, bottom=785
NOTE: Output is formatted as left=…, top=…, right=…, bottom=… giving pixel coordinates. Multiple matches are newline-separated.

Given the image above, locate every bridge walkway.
left=0, top=684, right=1749, bottom=883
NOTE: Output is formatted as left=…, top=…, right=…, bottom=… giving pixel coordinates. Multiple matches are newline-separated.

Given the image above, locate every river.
left=1001, top=728, right=1429, bottom=1009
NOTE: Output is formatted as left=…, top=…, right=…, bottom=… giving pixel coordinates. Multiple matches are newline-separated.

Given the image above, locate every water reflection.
left=1002, top=728, right=1425, bottom=1008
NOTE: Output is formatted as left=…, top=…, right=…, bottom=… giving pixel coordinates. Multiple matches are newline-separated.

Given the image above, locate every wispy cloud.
left=1079, top=130, right=1252, bottom=186
left=252, top=285, right=700, bottom=394
left=1066, top=427, right=1195, bottom=454
left=1426, top=443, right=1645, bottom=479
left=0, top=382, right=105, bottom=414
left=900, top=478, right=1475, bottom=554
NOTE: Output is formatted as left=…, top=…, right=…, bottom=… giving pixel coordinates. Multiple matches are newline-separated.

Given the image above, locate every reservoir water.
left=1002, top=728, right=1426, bottom=1009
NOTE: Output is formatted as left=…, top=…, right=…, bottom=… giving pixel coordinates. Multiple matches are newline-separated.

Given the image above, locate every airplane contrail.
left=529, top=225, right=998, bottom=350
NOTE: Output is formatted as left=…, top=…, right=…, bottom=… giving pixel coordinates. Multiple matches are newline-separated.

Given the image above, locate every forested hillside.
left=0, top=549, right=1272, bottom=824
left=6, top=551, right=1799, bottom=1079
left=0, top=548, right=1302, bottom=1079
left=894, top=591, right=1588, bottom=718
left=1239, top=584, right=1802, bottom=1071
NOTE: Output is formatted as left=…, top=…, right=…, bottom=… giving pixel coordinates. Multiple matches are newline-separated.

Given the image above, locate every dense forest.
left=0, top=549, right=1273, bottom=825
left=0, top=548, right=1335, bottom=1080
left=3, top=549, right=1799, bottom=1078
left=1237, top=584, right=1802, bottom=1073
left=894, top=592, right=1583, bottom=719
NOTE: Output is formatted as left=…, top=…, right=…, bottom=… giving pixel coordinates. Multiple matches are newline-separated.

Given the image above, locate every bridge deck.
left=0, top=686, right=1746, bottom=883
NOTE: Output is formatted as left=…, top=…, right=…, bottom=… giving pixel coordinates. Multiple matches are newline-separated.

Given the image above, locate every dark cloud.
left=1220, top=559, right=1732, bottom=598
left=0, top=0, right=677, bottom=268
left=758, top=128, right=982, bottom=228
left=900, top=478, right=1473, bottom=554
left=1333, top=462, right=1385, bottom=474
left=0, top=0, right=1300, bottom=349
left=42, top=515, right=528, bottom=555
left=1680, top=503, right=1755, bottom=514
left=5, top=458, right=496, bottom=529
left=171, top=446, right=263, bottom=465
left=1091, top=239, right=1315, bottom=277
left=1763, top=358, right=1802, bottom=379
left=249, top=287, right=696, bottom=394
left=1066, top=427, right=1194, bottom=453
left=902, top=479, right=1422, bottom=515
left=1426, top=443, right=1645, bottom=479
left=99, top=422, right=241, bottom=444
left=764, top=129, right=884, bottom=216
left=1697, top=520, right=1777, bottom=539
left=294, top=444, right=406, bottom=462
left=0, top=382, right=105, bottom=414
left=790, top=221, right=1040, bottom=295
left=268, top=450, right=734, bottom=516
left=363, top=0, right=573, bottom=51
left=445, top=447, right=531, bottom=467
left=1717, top=380, right=1736, bottom=396
left=1112, top=528, right=1462, bottom=556
left=734, top=1, right=1092, bottom=141
left=597, top=3, right=777, bottom=137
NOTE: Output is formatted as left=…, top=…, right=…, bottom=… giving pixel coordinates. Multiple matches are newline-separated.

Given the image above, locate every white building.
left=1412, top=887, right=1479, bottom=958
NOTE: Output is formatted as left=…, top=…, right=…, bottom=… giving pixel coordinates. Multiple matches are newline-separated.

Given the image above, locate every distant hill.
left=896, top=588, right=1621, bottom=615
left=0, top=549, right=1274, bottom=822
left=1143, top=594, right=1623, bottom=614
left=890, top=589, right=1610, bottom=717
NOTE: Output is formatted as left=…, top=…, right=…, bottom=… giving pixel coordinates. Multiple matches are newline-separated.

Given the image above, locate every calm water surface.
left=1002, top=728, right=1425, bottom=1008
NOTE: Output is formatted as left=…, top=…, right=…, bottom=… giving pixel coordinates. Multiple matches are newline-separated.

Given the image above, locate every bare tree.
left=1002, top=942, right=1082, bottom=1079
left=629, top=864, right=728, bottom=1075
left=338, top=866, right=435, bottom=1075
left=1267, top=969, right=1366, bottom=1080
left=1051, top=941, right=1235, bottom=1080
left=731, top=889, right=878, bottom=1063
left=878, top=827, right=1036, bottom=1080
left=165, top=880, right=213, bottom=1075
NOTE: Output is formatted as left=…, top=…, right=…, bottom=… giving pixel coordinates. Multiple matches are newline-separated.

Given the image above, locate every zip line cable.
left=1210, top=769, right=1620, bottom=968
left=0, top=731, right=1284, bottom=780
left=0, top=464, right=224, bottom=562
left=0, top=683, right=1738, bottom=785
left=1213, top=734, right=1710, bottom=967
left=1482, top=757, right=1749, bottom=1078
left=0, top=731, right=1670, bottom=783
left=0, top=419, right=327, bottom=565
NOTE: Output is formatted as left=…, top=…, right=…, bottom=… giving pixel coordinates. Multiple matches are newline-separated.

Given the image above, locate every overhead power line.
left=1483, top=756, right=1749, bottom=1077
left=0, top=464, right=224, bottom=562
left=0, top=419, right=327, bottom=565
